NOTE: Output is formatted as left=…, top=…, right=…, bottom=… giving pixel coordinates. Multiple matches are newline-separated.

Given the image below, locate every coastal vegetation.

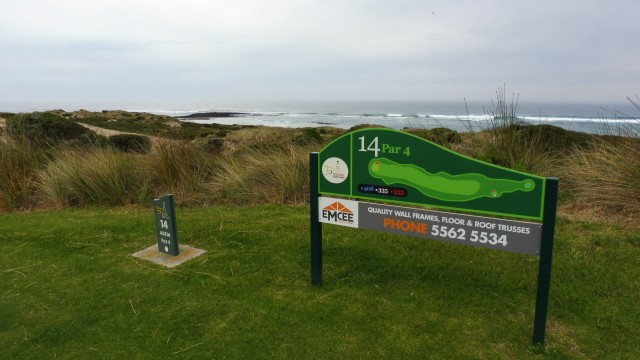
left=1, top=106, right=638, bottom=227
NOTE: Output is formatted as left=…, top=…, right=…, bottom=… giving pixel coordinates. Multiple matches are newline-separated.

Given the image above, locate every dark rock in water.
left=177, top=112, right=248, bottom=119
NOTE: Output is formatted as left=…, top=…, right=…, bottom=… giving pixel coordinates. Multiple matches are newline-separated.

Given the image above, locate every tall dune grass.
left=144, top=139, right=220, bottom=202
left=465, top=86, right=549, bottom=173
left=208, top=143, right=313, bottom=204
left=467, top=86, right=595, bottom=176
left=31, top=138, right=314, bottom=208
left=0, top=137, right=44, bottom=210
left=558, top=98, right=640, bottom=223
left=37, top=148, right=152, bottom=207
left=560, top=134, right=640, bottom=217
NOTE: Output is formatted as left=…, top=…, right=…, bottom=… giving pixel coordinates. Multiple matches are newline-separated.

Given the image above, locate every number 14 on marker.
left=358, top=136, right=411, bottom=157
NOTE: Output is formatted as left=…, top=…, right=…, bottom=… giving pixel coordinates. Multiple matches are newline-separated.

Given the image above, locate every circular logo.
left=322, top=157, right=349, bottom=184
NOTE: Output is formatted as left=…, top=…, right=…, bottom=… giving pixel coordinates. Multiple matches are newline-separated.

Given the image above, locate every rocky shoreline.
left=177, top=111, right=248, bottom=119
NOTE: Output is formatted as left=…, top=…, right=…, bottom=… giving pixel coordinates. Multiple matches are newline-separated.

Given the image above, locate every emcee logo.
left=320, top=200, right=359, bottom=228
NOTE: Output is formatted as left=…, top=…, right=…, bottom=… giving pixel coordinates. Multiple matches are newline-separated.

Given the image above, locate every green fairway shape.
left=368, top=158, right=535, bottom=202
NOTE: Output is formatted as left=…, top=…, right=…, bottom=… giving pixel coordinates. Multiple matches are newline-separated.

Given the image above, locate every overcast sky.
left=1, top=0, right=638, bottom=104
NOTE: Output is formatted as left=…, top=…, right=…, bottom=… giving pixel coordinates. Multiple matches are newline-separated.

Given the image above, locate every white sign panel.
left=318, top=197, right=359, bottom=228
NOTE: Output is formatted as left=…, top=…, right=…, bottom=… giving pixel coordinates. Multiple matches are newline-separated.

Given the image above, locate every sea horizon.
left=2, top=99, right=639, bottom=134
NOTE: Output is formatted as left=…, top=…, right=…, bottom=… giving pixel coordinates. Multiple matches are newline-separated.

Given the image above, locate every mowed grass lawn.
left=1, top=206, right=639, bottom=359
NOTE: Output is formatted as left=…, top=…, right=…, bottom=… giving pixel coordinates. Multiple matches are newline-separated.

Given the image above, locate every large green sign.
left=318, top=128, right=546, bottom=220
left=311, top=128, right=559, bottom=345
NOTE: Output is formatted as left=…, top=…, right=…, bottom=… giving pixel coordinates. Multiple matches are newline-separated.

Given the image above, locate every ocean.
left=2, top=99, right=639, bottom=134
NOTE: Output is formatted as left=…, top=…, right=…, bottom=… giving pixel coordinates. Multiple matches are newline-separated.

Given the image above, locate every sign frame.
left=309, top=128, right=558, bottom=346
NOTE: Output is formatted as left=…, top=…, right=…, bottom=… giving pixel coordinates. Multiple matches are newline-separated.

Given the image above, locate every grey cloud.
left=1, top=0, right=639, bottom=102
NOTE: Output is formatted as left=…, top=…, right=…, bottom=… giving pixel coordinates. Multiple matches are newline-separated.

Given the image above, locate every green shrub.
left=407, top=128, right=462, bottom=146
left=430, top=127, right=462, bottom=144
left=292, top=128, right=323, bottom=146
left=68, top=132, right=110, bottom=148
left=497, top=124, right=593, bottom=153
left=200, top=136, right=226, bottom=153
left=109, top=134, right=152, bottom=153
left=472, top=123, right=597, bottom=175
left=347, top=124, right=385, bottom=132
left=473, top=123, right=548, bottom=174
left=6, top=112, right=91, bottom=146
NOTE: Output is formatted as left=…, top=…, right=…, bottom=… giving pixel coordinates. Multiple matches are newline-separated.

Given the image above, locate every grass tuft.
left=144, top=139, right=220, bottom=203
left=467, top=86, right=594, bottom=175
left=0, top=137, right=45, bottom=210
left=560, top=136, right=640, bottom=220
left=37, top=148, right=152, bottom=207
left=209, top=143, right=313, bottom=204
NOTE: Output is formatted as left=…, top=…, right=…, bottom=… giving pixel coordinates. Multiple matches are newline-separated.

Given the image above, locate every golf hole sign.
left=310, top=128, right=559, bottom=345
left=153, top=194, right=179, bottom=256
left=319, top=128, right=545, bottom=220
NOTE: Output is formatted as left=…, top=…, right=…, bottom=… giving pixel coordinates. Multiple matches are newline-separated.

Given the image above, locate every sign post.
left=153, top=194, right=180, bottom=256
left=310, top=128, right=558, bottom=346
left=532, top=177, right=558, bottom=345
left=310, top=153, right=323, bottom=285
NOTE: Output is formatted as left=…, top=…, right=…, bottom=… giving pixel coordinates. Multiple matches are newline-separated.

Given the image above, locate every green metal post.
left=310, top=152, right=323, bottom=285
left=532, top=177, right=559, bottom=345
